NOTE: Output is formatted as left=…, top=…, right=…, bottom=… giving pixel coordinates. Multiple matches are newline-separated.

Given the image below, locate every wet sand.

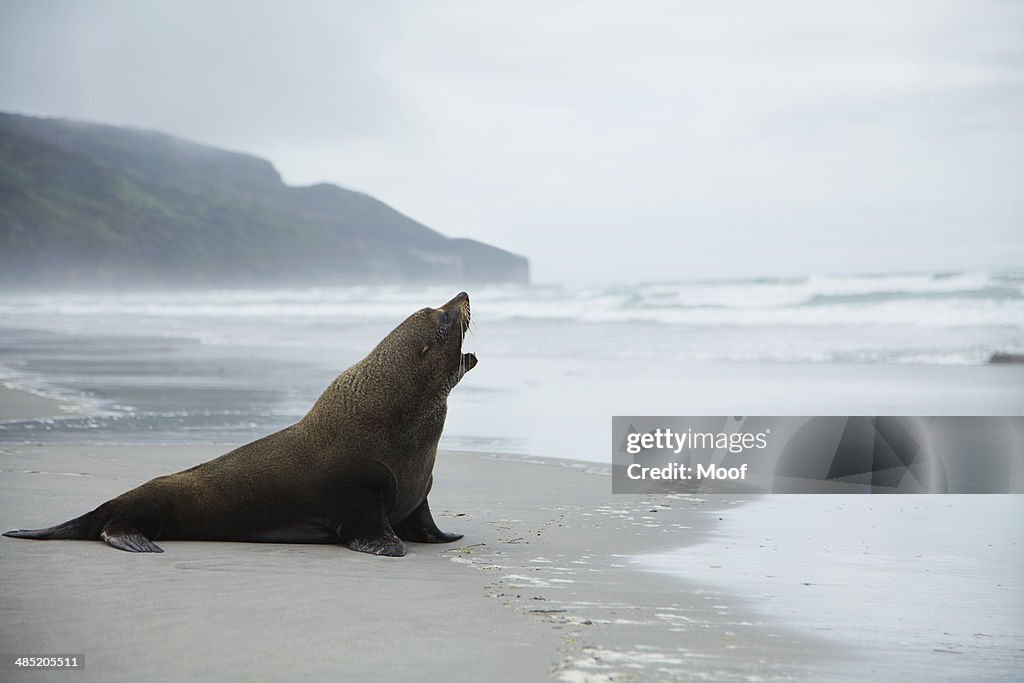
left=639, top=495, right=1024, bottom=681
left=0, top=387, right=71, bottom=422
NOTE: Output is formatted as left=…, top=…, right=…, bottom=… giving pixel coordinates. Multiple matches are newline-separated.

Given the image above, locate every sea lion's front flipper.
left=100, top=519, right=164, bottom=553
left=337, top=493, right=406, bottom=557
left=394, top=498, right=464, bottom=543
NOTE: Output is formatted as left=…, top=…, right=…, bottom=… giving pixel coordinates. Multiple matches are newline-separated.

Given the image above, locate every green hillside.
left=0, top=112, right=529, bottom=287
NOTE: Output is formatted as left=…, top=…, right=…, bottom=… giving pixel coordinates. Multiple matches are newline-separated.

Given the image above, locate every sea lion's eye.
left=439, top=311, right=451, bottom=326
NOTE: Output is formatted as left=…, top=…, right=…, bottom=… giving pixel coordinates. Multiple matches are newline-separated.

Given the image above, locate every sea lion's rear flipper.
left=3, top=512, right=93, bottom=540
left=394, top=497, right=464, bottom=543
left=100, top=519, right=163, bottom=553
left=336, top=493, right=406, bottom=557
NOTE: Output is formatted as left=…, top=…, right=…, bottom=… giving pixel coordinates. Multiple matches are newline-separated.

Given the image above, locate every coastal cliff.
left=0, top=112, right=529, bottom=288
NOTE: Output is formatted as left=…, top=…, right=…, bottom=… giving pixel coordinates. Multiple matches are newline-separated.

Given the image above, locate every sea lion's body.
left=4, top=292, right=478, bottom=556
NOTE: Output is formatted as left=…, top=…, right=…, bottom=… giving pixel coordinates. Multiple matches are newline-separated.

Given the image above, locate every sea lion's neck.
left=299, top=349, right=451, bottom=446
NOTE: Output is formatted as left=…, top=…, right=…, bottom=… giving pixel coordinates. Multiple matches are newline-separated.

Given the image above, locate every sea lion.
left=3, top=292, right=478, bottom=556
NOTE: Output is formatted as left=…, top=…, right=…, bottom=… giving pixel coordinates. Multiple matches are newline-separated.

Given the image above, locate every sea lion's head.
left=387, top=291, right=477, bottom=393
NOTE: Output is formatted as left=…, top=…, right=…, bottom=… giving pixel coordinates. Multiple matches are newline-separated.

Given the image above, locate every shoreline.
left=1, top=443, right=842, bottom=682
left=637, top=495, right=1024, bottom=681
left=3, top=322, right=1024, bottom=462
left=4, top=362, right=1024, bottom=461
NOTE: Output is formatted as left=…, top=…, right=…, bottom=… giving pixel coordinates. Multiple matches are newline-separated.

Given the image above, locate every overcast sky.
left=1, top=1, right=1021, bottom=282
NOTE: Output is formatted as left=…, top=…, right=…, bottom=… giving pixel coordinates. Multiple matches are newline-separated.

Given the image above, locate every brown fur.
left=4, top=292, right=477, bottom=556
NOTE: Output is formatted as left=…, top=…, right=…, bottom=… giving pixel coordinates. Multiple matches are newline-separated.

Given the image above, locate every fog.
left=1, top=0, right=1021, bottom=282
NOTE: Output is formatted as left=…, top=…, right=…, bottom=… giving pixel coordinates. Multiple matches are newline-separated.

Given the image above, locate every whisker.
left=459, top=321, right=465, bottom=376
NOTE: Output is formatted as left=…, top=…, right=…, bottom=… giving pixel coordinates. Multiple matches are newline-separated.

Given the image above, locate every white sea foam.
left=0, top=271, right=1020, bottom=365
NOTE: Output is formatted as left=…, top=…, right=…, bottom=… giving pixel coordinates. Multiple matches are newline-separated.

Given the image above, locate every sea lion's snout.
left=439, top=291, right=472, bottom=334
left=442, top=291, right=470, bottom=319
left=442, top=291, right=469, bottom=307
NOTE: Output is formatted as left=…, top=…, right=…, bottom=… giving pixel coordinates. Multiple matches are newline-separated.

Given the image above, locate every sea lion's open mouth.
left=463, top=352, right=478, bottom=371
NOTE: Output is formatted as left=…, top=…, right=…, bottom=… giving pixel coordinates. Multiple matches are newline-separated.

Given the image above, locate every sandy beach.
left=0, top=443, right=832, bottom=682
left=3, top=436, right=1021, bottom=681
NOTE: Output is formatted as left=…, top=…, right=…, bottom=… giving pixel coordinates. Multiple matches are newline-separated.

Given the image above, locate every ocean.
left=2, top=269, right=1022, bottom=459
